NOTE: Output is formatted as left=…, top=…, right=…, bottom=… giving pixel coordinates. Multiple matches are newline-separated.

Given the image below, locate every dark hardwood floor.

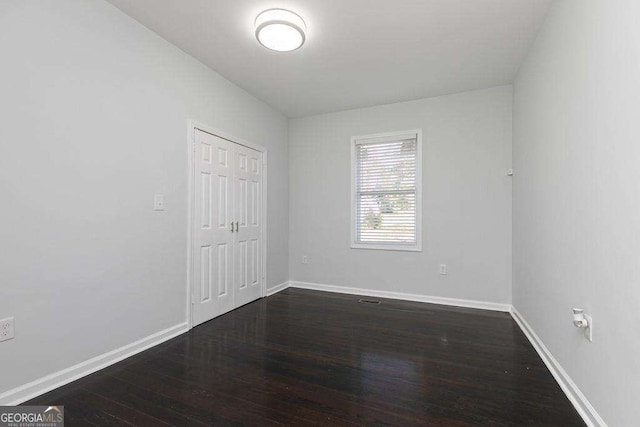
left=27, top=288, right=584, bottom=426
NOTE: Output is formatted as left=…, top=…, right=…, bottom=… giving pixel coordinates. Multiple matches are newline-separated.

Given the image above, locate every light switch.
left=154, top=194, right=165, bottom=211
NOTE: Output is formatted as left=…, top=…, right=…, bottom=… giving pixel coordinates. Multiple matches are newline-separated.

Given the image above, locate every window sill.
left=350, top=243, right=422, bottom=252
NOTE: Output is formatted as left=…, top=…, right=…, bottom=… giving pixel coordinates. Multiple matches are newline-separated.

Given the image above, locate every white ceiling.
left=106, top=0, right=553, bottom=118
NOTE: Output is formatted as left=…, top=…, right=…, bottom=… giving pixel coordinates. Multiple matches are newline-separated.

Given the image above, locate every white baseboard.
left=0, top=322, right=189, bottom=406
left=510, top=308, right=606, bottom=427
left=266, top=281, right=290, bottom=296
left=289, top=281, right=511, bottom=312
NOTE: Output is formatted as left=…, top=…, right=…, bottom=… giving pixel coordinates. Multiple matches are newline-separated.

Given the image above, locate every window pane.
left=356, top=140, right=417, bottom=193
left=356, top=193, right=417, bottom=243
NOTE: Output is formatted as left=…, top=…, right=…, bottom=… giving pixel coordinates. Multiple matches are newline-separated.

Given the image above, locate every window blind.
left=355, top=136, right=418, bottom=245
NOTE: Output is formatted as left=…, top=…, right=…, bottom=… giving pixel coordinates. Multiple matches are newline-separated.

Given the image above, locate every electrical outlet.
left=154, top=194, right=165, bottom=211
left=439, top=264, right=447, bottom=275
left=0, top=317, right=15, bottom=342
left=302, top=255, right=309, bottom=264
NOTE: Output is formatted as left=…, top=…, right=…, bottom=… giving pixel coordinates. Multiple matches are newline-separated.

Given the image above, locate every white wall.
left=513, top=1, right=640, bottom=425
left=0, top=0, right=288, bottom=395
left=289, top=86, right=512, bottom=304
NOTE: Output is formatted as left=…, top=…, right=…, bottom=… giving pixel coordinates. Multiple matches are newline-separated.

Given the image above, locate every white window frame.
left=350, top=129, right=423, bottom=252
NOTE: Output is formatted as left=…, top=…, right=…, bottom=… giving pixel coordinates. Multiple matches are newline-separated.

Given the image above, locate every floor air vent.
left=358, top=298, right=381, bottom=305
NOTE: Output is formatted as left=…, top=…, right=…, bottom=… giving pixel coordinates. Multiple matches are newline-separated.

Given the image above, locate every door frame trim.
left=186, top=120, right=268, bottom=330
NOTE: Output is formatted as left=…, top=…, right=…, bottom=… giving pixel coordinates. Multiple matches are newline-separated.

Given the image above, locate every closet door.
left=233, top=145, right=263, bottom=307
left=193, top=130, right=235, bottom=326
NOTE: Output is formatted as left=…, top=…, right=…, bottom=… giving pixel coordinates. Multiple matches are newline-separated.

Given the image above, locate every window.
left=351, top=130, right=422, bottom=251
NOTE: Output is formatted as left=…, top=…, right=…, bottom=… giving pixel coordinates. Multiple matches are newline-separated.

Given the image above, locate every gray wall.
left=0, top=0, right=288, bottom=395
left=513, top=0, right=640, bottom=425
left=289, top=86, right=512, bottom=304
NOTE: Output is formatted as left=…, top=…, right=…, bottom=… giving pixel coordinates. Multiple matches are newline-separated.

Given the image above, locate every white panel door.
left=193, top=130, right=235, bottom=326
left=233, top=145, right=263, bottom=308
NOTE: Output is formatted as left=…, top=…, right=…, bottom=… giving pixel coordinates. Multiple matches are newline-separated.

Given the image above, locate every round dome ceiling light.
left=255, top=9, right=306, bottom=52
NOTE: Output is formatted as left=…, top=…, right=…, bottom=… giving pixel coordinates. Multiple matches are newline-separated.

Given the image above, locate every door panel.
left=193, top=130, right=235, bottom=326
left=234, top=145, right=262, bottom=307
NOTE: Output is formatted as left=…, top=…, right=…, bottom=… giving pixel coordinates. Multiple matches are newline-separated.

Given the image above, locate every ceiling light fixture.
left=255, top=9, right=306, bottom=52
